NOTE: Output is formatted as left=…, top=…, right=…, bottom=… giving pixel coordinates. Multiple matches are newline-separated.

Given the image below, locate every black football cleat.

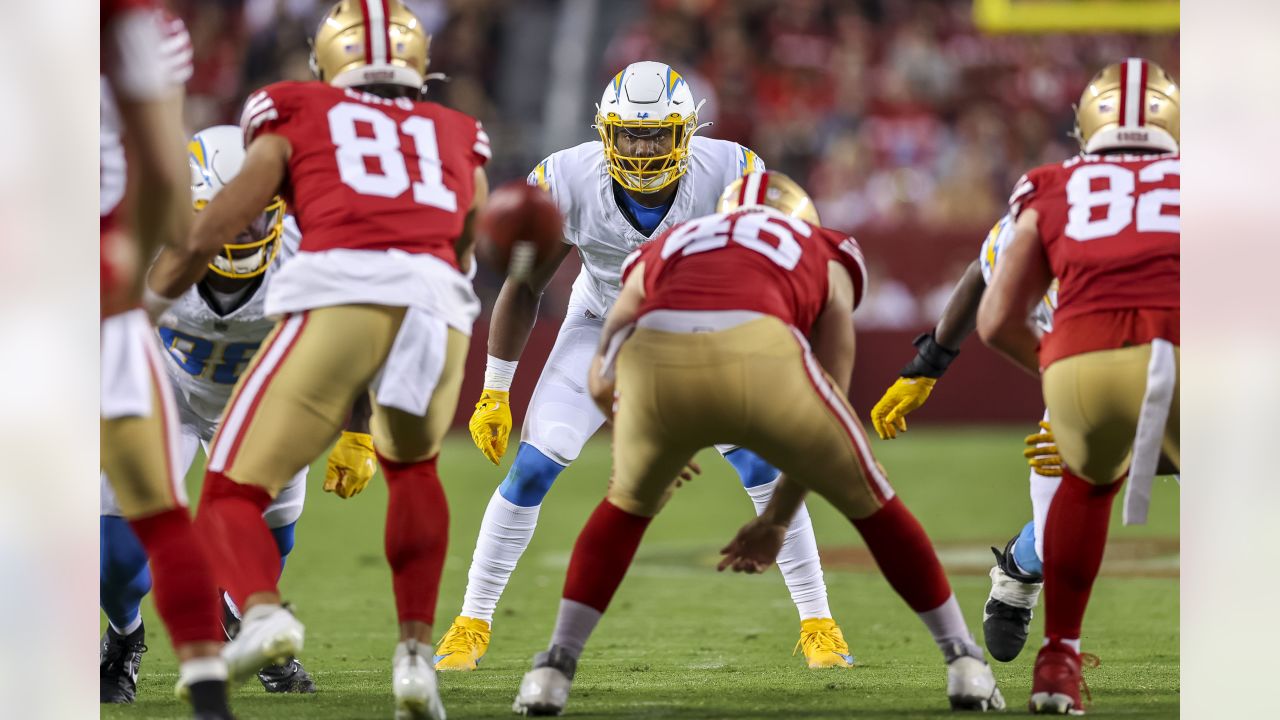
left=258, top=658, right=318, bottom=694
left=982, top=536, right=1044, bottom=662
left=100, top=622, right=148, bottom=703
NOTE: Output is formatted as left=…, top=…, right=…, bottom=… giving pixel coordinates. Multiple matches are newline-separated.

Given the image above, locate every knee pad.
left=100, top=515, right=152, bottom=626
left=498, top=443, right=567, bottom=507
left=724, top=448, right=781, bottom=489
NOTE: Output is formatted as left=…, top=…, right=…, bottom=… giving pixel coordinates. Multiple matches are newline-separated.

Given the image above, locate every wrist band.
left=899, top=331, right=960, bottom=379
left=484, top=355, right=518, bottom=390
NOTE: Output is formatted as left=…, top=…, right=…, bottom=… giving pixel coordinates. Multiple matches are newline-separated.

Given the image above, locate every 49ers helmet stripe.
left=1120, top=57, right=1146, bottom=128
left=359, top=0, right=391, bottom=65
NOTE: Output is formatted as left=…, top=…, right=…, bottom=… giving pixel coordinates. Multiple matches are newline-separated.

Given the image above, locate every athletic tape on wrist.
left=484, top=355, right=518, bottom=391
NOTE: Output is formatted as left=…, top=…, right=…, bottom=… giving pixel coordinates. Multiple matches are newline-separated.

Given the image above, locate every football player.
left=100, top=124, right=378, bottom=701
left=869, top=214, right=1062, bottom=664
left=977, top=58, right=1179, bottom=714
left=437, top=61, right=853, bottom=673
left=513, top=172, right=1003, bottom=715
left=100, top=3, right=232, bottom=717
left=146, top=2, right=490, bottom=718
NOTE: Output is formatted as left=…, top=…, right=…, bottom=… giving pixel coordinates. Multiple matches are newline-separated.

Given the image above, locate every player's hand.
left=675, top=460, right=702, bottom=489
left=717, top=517, right=787, bottom=574
left=870, top=377, right=937, bottom=439
left=1023, top=420, right=1063, bottom=477
left=469, top=389, right=513, bottom=464
left=323, top=431, right=377, bottom=499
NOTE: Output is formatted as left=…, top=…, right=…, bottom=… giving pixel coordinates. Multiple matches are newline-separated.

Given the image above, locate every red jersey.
left=1010, top=152, right=1180, bottom=365
left=623, top=207, right=868, bottom=336
left=241, top=82, right=490, bottom=268
left=100, top=0, right=191, bottom=301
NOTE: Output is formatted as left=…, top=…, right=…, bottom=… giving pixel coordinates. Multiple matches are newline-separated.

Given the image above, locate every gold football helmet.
left=310, top=0, right=430, bottom=89
left=717, top=171, right=821, bottom=225
left=1075, top=58, right=1179, bottom=154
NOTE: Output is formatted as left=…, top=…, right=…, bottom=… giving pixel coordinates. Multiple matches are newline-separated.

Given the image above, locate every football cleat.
left=100, top=623, right=147, bottom=704
left=1030, top=640, right=1091, bottom=715
left=983, top=537, right=1043, bottom=662
left=513, top=645, right=577, bottom=716
left=794, top=617, right=855, bottom=669
left=393, top=639, right=446, bottom=720
left=258, top=658, right=317, bottom=694
left=433, top=615, right=491, bottom=671
left=221, top=604, right=305, bottom=685
left=945, top=643, right=1006, bottom=712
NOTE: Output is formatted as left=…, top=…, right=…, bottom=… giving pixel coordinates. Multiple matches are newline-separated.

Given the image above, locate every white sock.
left=744, top=478, right=832, bottom=621
left=549, top=598, right=602, bottom=660
left=918, top=594, right=983, bottom=660
left=1043, top=636, right=1082, bottom=653
left=459, top=490, right=542, bottom=623
left=110, top=614, right=143, bottom=636
left=178, top=656, right=228, bottom=685
left=1029, top=468, right=1062, bottom=563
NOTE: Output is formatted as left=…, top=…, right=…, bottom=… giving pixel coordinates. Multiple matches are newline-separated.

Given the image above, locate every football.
left=476, top=181, right=563, bottom=281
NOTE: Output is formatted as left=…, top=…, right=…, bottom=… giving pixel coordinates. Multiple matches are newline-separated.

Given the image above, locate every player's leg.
left=1032, top=342, right=1178, bottom=714
left=438, top=309, right=605, bottom=671
left=983, top=410, right=1061, bottom=662
left=100, top=310, right=229, bottom=715
left=369, top=316, right=469, bottom=720
left=99, top=428, right=200, bottom=704
left=200, top=306, right=402, bottom=682
left=516, top=328, right=702, bottom=715
left=738, top=319, right=1002, bottom=710
left=719, top=444, right=850, bottom=668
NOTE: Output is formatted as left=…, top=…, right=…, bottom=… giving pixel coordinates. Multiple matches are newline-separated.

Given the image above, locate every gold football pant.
left=206, top=304, right=469, bottom=496
left=1042, top=341, right=1180, bottom=485
left=609, top=316, right=893, bottom=519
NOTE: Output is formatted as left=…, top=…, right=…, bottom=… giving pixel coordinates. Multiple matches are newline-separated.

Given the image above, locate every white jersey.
left=978, top=213, right=1057, bottom=333
left=155, top=217, right=301, bottom=425
left=529, top=136, right=763, bottom=317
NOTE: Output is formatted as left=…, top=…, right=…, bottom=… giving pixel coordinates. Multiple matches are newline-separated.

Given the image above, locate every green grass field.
left=102, top=427, right=1179, bottom=719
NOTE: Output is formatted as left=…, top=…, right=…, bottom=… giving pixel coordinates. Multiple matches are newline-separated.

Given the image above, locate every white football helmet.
left=188, top=125, right=285, bottom=279
left=594, top=60, right=708, bottom=193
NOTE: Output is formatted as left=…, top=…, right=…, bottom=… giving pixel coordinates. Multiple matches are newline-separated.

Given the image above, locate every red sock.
left=1042, top=469, right=1123, bottom=642
left=851, top=497, right=952, bottom=613
left=196, top=470, right=279, bottom=609
left=381, top=454, right=449, bottom=625
left=563, top=500, right=652, bottom=612
left=129, top=508, right=223, bottom=646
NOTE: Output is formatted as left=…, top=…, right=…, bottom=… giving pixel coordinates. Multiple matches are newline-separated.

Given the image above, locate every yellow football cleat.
left=795, top=618, right=856, bottom=669
left=433, top=616, right=491, bottom=672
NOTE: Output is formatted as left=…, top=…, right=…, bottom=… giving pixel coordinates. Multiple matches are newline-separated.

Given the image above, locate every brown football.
left=476, top=181, right=564, bottom=281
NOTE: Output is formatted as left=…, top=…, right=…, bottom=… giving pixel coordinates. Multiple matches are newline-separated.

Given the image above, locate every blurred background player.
left=867, top=212, right=1062, bottom=663
left=101, top=124, right=378, bottom=701
left=100, top=2, right=233, bottom=718
left=146, top=2, right=490, bottom=717
left=977, top=58, right=1179, bottom=714
left=440, top=61, right=853, bottom=673
left=514, top=172, right=1002, bottom=715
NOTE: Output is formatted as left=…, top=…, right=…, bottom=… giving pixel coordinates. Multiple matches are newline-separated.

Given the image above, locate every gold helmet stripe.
left=1121, top=57, right=1146, bottom=128
left=360, top=0, right=390, bottom=65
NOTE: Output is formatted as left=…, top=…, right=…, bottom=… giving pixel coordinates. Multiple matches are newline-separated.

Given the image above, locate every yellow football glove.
left=469, top=389, right=512, bottom=465
left=870, top=377, right=937, bottom=439
left=324, top=431, right=378, bottom=499
left=1023, top=420, right=1063, bottom=477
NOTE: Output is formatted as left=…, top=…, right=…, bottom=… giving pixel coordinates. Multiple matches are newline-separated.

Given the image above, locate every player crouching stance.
left=148, top=2, right=490, bottom=718
left=978, top=59, right=1179, bottom=714
left=513, top=173, right=1003, bottom=716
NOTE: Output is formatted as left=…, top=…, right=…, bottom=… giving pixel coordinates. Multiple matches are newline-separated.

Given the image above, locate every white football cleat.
left=513, top=646, right=577, bottom=716
left=221, top=604, right=304, bottom=684
left=394, top=639, right=446, bottom=720
left=946, top=645, right=1006, bottom=712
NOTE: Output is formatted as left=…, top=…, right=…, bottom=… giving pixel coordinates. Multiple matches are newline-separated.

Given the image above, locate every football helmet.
left=1075, top=57, right=1179, bottom=154
left=717, top=171, right=821, bottom=225
left=310, top=0, right=430, bottom=90
left=189, top=125, right=285, bottom=279
left=594, top=61, right=708, bottom=193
